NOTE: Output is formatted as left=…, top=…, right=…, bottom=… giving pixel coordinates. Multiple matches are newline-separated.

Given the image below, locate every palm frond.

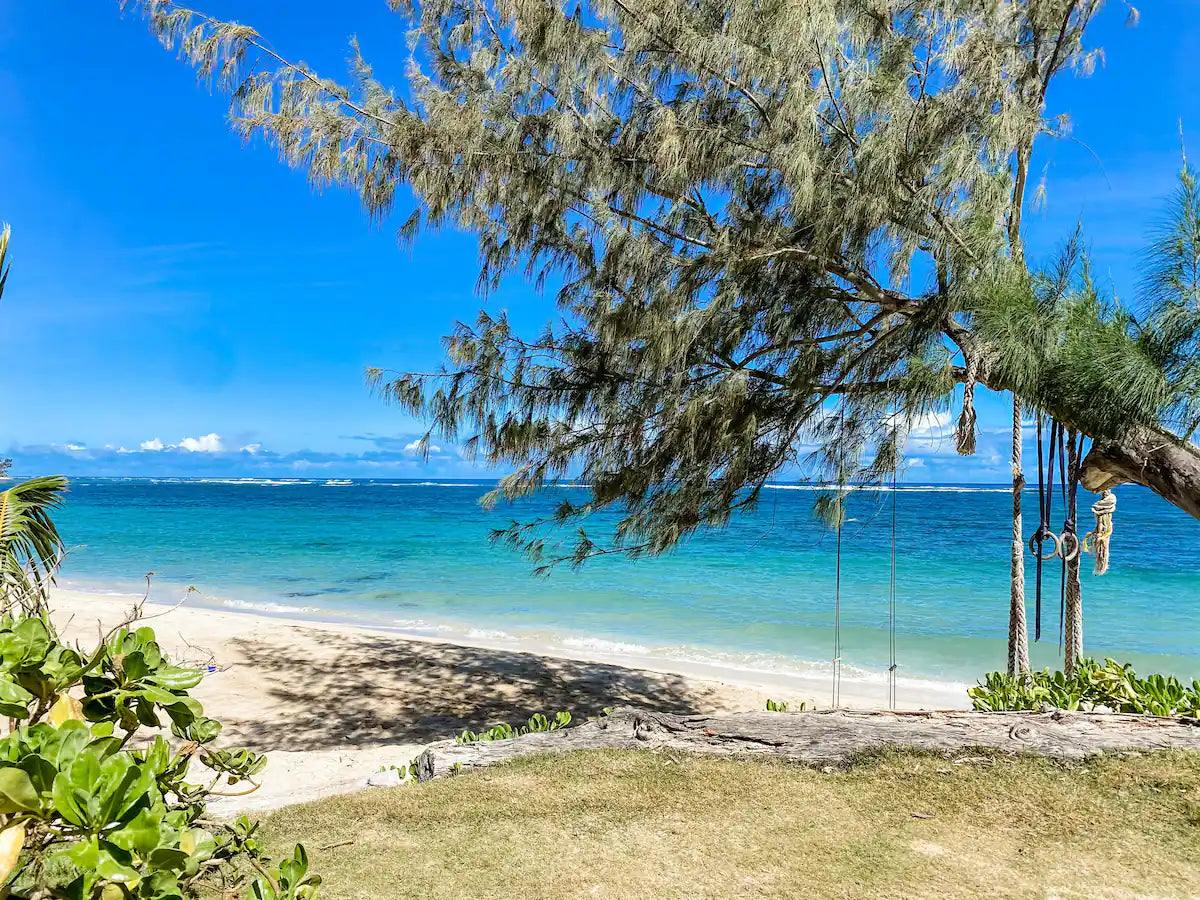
left=0, top=476, right=69, bottom=613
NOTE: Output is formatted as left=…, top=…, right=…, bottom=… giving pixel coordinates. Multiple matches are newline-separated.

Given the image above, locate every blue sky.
left=1, top=2, right=1198, bottom=481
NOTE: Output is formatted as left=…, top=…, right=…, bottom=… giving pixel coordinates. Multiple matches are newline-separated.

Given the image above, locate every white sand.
left=50, top=587, right=968, bottom=811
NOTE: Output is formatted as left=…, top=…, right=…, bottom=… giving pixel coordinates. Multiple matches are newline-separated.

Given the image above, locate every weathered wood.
left=1081, top=425, right=1200, bottom=520
left=414, top=706, right=1200, bottom=781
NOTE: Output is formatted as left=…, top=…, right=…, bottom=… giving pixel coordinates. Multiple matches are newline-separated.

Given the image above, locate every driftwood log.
left=413, top=706, right=1200, bottom=781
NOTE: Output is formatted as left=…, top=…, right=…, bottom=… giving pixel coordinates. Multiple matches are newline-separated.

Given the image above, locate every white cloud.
left=140, top=438, right=164, bottom=451
left=177, top=433, right=224, bottom=453
left=402, top=439, right=441, bottom=455
left=903, top=410, right=961, bottom=458
left=907, top=410, right=953, bottom=440
left=64, top=443, right=87, bottom=452
left=240, top=443, right=263, bottom=454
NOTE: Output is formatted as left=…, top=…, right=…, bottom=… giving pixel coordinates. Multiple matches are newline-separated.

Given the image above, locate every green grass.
left=261, top=748, right=1200, bottom=899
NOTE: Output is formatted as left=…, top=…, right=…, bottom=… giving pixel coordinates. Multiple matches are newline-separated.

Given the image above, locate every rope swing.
left=887, top=460, right=898, bottom=712
left=831, top=484, right=844, bottom=710
left=824, top=404, right=903, bottom=711
left=831, top=402, right=846, bottom=710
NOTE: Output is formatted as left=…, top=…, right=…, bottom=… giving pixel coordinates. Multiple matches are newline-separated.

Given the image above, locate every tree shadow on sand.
left=212, top=626, right=729, bottom=752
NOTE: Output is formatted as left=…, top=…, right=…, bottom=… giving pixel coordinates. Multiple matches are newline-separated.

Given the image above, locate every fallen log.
left=413, top=706, right=1200, bottom=781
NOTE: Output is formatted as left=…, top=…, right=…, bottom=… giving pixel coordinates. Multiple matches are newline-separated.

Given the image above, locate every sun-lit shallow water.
left=42, top=477, right=1200, bottom=691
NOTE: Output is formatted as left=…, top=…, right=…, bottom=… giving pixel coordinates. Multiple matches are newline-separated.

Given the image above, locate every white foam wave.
left=390, top=618, right=454, bottom=633
left=221, top=597, right=319, bottom=614
left=764, top=484, right=1012, bottom=494
left=192, top=478, right=313, bottom=486
left=559, top=636, right=652, bottom=655
left=466, top=627, right=516, bottom=641
left=380, top=482, right=483, bottom=487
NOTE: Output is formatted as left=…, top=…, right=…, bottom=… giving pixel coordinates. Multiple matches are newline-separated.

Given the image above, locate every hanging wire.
left=832, top=495, right=843, bottom=709
left=888, top=458, right=898, bottom=711
left=831, top=402, right=845, bottom=710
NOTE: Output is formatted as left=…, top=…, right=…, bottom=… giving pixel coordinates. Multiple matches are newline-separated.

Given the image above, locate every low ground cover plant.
left=969, top=657, right=1200, bottom=716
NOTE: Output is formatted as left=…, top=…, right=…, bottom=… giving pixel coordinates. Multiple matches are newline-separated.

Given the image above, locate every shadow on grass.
left=218, top=627, right=723, bottom=751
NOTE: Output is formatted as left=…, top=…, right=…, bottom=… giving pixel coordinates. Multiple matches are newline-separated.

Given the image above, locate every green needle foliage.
left=121, top=0, right=1196, bottom=563
left=1140, top=163, right=1200, bottom=439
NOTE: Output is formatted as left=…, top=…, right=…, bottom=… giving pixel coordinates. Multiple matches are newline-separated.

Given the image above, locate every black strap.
left=1032, top=416, right=1059, bottom=643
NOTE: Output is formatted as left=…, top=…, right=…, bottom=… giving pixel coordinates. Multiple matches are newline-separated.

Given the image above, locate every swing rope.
left=831, top=404, right=846, bottom=710
left=887, top=461, right=898, bottom=711
left=831, top=504, right=843, bottom=709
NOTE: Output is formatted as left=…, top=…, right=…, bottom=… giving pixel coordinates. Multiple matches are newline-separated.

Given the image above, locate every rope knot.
left=1083, top=489, right=1116, bottom=575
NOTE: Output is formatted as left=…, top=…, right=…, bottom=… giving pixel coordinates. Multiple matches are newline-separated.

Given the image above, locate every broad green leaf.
left=108, top=807, right=163, bottom=853
left=0, top=677, right=33, bottom=718
left=96, top=843, right=141, bottom=886
left=58, top=836, right=100, bottom=871
left=0, top=766, right=39, bottom=813
left=149, top=667, right=202, bottom=691
left=18, top=753, right=57, bottom=799
left=53, top=773, right=90, bottom=828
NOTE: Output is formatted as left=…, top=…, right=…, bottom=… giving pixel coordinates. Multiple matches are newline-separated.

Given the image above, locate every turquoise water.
left=41, top=478, right=1200, bottom=687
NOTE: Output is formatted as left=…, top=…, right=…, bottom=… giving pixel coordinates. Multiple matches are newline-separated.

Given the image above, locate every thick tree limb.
left=413, top=706, right=1200, bottom=780
left=1081, top=425, right=1200, bottom=519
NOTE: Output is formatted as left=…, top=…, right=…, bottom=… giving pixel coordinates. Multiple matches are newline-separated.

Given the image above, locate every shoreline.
left=50, top=586, right=970, bottom=811
left=52, top=585, right=972, bottom=712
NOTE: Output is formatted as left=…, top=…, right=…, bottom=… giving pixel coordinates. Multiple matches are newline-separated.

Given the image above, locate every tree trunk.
left=1008, top=395, right=1030, bottom=676
left=411, top=707, right=1200, bottom=780
left=1081, top=425, right=1200, bottom=520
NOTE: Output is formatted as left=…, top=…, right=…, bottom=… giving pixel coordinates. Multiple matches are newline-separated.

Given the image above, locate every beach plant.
left=968, top=658, right=1200, bottom=717
left=0, top=480, right=321, bottom=899
left=456, top=711, right=572, bottom=745
left=765, top=700, right=810, bottom=713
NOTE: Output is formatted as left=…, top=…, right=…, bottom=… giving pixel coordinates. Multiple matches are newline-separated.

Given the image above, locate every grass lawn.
left=261, top=748, right=1200, bottom=899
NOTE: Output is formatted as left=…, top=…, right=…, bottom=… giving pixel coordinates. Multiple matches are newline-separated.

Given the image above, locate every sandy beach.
left=50, top=587, right=969, bottom=811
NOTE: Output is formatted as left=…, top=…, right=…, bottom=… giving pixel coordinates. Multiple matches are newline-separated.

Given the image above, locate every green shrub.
left=455, top=711, right=572, bottom=745
left=968, top=658, right=1200, bottom=717
left=0, top=614, right=320, bottom=899
left=0, top=473, right=320, bottom=898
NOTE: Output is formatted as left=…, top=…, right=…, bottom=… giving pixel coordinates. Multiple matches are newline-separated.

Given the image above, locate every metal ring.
left=1058, top=531, right=1080, bottom=563
left=1028, top=530, right=1062, bottom=561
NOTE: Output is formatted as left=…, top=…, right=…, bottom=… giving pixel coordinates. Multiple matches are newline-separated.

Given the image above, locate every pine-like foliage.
left=123, top=0, right=1185, bottom=564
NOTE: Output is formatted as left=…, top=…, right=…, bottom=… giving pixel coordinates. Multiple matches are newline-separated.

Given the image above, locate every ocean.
left=42, top=477, right=1200, bottom=695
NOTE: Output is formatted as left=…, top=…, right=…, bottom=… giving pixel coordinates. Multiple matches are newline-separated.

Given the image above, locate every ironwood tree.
left=121, top=0, right=1198, bottom=672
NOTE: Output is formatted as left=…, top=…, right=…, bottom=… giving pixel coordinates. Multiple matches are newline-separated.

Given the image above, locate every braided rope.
left=1083, top=490, right=1117, bottom=575
left=955, top=372, right=978, bottom=456
left=1008, top=395, right=1030, bottom=676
